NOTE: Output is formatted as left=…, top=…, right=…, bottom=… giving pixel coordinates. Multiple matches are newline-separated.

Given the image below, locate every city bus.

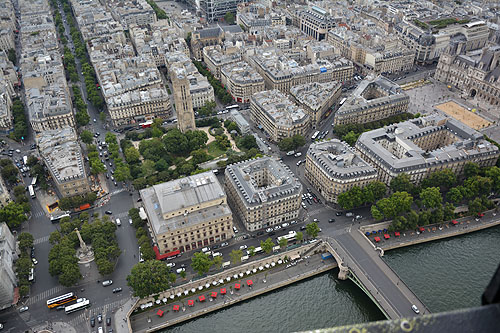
left=47, top=292, right=77, bottom=309
left=28, top=185, right=35, bottom=199
left=277, top=231, right=297, bottom=243
left=23, top=156, right=28, bottom=165
left=247, top=246, right=263, bottom=256
left=31, top=176, right=37, bottom=186
left=311, top=131, right=320, bottom=141
left=50, top=213, right=71, bottom=224
left=139, top=120, right=153, bottom=128
left=225, top=104, right=239, bottom=112
left=339, top=97, right=347, bottom=107
left=64, top=299, right=90, bottom=314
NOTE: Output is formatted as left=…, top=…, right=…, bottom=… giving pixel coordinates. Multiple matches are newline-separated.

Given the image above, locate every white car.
left=166, top=262, right=176, bottom=268
left=281, top=222, right=290, bottom=228
left=93, top=119, right=97, bottom=122
left=129, top=218, right=133, bottom=225
left=115, top=218, right=121, bottom=226
left=239, top=245, right=247, bottom=250
left=266, top=228, right=274, bottom=233
left=32, top=258, right=38, bottom=265
left=294, top=152, right=302, bottom=157
left=233, top=226, right=238, bottom=234
left=274, top=225, right=282, bottom=231
left=176, top=268, right=185, bottom=274
left=286, top=151, right=295, bottom=156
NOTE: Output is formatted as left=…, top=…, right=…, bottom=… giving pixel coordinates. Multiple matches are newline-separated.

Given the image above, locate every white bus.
left=225, top=104, right=239, bottom=112
left=28, top=185, right=35, bottom=199
left=65, top=299, right=90, bottom=314
left=247, top=246, right=263, bottom=256
left=311, top=131, right=320, bottom=141
left=23, top=156, right=28, bottom=165
left=47, top=292, right=77, bottom=309
left=50, top=213, right=70, bottom=224
left=339, top=97, right=347, bottom=106
left=277, top=231, right=297, bottom=243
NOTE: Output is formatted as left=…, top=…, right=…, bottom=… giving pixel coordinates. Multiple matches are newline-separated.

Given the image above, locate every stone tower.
left=171, top=63, right=196, bottom=133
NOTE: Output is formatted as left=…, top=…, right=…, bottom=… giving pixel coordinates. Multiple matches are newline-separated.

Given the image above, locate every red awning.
left=394, top=232, right=400, bottom=237
left=154, top=246, right=181, bottom=260
left=384, top=234, right=390, bottom=239
left=211, top=292, right=217, bottom=298
left=156, top=309, right=164, bottom=317
left=452, top=220, right=458, bottom=225
left=478, top=213, right=485, bottom=217
left=173, top=305, right=180, bottom=311
left=246, top=280, right=253, bottom=286
left=198, top=295, right=206, bottom=302
left=374, top=237, right=380, bottom=242
left=235, top=283, right=241, bottom=290
left=188, top=300, right=194, bottom=306
left=220, top=288, right=226, bottom=294
left=419, top=227, right=425, bottom=232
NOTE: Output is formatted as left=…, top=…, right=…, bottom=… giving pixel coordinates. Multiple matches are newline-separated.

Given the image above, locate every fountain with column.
left=75, top=228, right=95, bottom=264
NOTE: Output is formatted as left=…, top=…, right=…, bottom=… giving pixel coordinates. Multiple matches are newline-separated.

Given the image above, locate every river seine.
left=162, top=225, right=500, bottom=333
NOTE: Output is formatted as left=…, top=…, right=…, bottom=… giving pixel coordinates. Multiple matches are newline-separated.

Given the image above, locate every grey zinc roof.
left=225, top=157, right=302, bottom=207
left=307, top=140, right=377, bottom=180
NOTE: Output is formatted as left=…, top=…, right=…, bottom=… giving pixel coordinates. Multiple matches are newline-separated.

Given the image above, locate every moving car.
left=176, top=267, right=185, bottom=274
left=328, top=218, right=335, bottom=223
left=19, top=306, right=29, bottom=313
left=112, top=287, right=122, bottom=293
left=102, top=280, right=113, bottom=287
left=239, top=245, right=247, bottom=250
left=32, top=258, right=38, bottom=265
left=97, top=313, right=102, bottom=323
left=115, top=218, right=121, bottom=226
left=105, top=211, right=112, bottom=215
left=90, top=317, right=95, bottom=327
left=411, top=305, right=420, bottom=314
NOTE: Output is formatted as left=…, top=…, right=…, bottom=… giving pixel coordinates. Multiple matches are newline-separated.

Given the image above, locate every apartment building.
left=356, top=114, right=500, bottom=185
left=140, top=171, right=234, bottom=254
left=435, top=44, right=500, bottom=108
left=250, top=90, right=310, bottom=142
left=104, top=0, right=157, bottom=29
left=250, top=48, right=353, bottom=93
left=70, top=0, right=124, bottom=41
left=0, top=0, right=16, bottom=51
left=225, top=157, right=302, bottom=231
left=289, top=81, right=341, bottom=128
left=305, top=140, right=377, bottom=203
left=298, top=6, right=336, bottom=41
left=0, top=84, right=12, bottom=134
left=221, top=61, right=265, bottom=104
left=37, top=127, right=90, bottom=197
left=199, top=0, right=247, bottom=23
left=170, top=62, right=196, bottom=133
left=0, top=223, right=17, bottom=311
left=203, top=45, right=241, bottom=79
left=334, top=76, right=409, bottom=126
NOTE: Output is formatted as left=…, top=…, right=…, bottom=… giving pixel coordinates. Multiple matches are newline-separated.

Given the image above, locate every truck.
left=321, top=253, right=333, bottom=260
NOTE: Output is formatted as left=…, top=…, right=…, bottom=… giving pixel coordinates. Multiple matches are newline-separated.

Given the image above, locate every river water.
left=162, top=226, right=500, bottom=333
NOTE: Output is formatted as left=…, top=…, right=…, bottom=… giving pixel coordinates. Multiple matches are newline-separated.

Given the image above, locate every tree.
left=224, top=12, right=235, bottom=24
left=292, top=135, right=306, bottom=148
left=75, top=110, right=90, bottom=126
left=278, top=137, right=295, bottom=152
left=0, top=202, right=27, bottom=229
left=468, top=197, right=485, bottom=216
left=447, top=187, right=463, bottom=204
left=125, top=146, right=141, bottom=164
left=248, top=246, right=256, bottom=256
left=90, top=158, right=106, bottom=175
left=260, top=237, right=274, bottom=254
left=180, top=270, right=187, bottom=279
left=99, top=112, right=106, bottom=122
left=464, top=162, right=480, bottom=179
left=229, top=249, right=243, bottom=264
left=191, top=252, right=213, bottom=276
left=343, top=131, right=359, bottom=146
left=114, top=163, right=131, bottom=181
left=306, top=222, right=320, bottom=239
left=278, top=237, right=288, bottom=250
left=18, top=232, right=34, bottom=253
left=237, top=135, right=258, bottom=150
left=105, top=132, right=118, bottom=145
left=163, top=129, right=189, bottom=155
left=7, top=48, right=16, bottom=65
left=13, top=185, right=26, bottom=198
left=212, top=255, right=223, bottom=269
left=81, top=130, right=93, bottom=144
left=420, top=187, right=442, bottom=209
left=127, top=260, right=172, bottom=298
left=295, top=231, right=303, bottom=243
left=486, top=166, right=500, bottom=191
left=96, top=258, right=114, bottom=275
left=59, top=262, right=82, bottom=287
left=390, top=174, right=415, bottom=194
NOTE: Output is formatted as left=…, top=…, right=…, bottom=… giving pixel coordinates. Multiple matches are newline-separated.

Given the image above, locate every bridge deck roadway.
left=328, top=231, right=430, bottom=319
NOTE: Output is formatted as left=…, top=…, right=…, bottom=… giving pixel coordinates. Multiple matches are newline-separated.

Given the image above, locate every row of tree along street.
left=338, top=162, right=500, bottom=232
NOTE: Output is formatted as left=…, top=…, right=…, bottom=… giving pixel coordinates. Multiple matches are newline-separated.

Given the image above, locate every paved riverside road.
left=331, top=231, right=429, bottom=319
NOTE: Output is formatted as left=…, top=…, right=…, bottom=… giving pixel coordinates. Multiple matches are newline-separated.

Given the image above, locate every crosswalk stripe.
left=34, top=235, right=49, bottom=245
left=26, top=285, right=65, bottom=305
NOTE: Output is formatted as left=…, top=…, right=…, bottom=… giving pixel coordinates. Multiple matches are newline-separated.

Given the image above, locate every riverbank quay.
left=129, top=243, right=336, bottom=332
left=360, top=209, right=500, bottom=251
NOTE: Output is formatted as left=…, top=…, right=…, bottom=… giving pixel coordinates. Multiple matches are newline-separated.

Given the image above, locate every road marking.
left=26, top=285, right=65, bottom=305
left=33, top=210, right=45, bottom=218
left=114, top=211, right=129, bottom=218
left=34, top=235, right=49, bottom=245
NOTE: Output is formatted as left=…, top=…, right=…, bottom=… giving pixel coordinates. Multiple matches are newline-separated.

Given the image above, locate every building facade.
left=171, top=63, right=196, bottom=133
left=203, top=45, right=241, bottom=80
left=289, top=81, right=341, bottom=128
left=298, top=6, right=336, bottom=41
left=0, top=223, right=18, bottom=310
left=140, top=171, right=234, bottom=254
left=225, top=157, right=302, bottom=231
left=435, top=45, right=500, bottom=108
left=221, top=61, right=265, bottom=104
left=334, top=76, right=409, bottom=126
left=356, top=114, right=500, bottom=185
left=250, top=90, right=310, bottom=142
left=305, top=140, right=377, bottom=203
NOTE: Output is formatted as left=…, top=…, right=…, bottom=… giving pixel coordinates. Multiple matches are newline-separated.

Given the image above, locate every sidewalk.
left=114, top=297, right=139, bottom=333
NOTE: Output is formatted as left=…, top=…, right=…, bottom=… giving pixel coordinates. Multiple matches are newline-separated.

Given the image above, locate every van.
left=222, top=261, right=231, bottom=268
left=241, top=255, right=249, bottom=262
left=115, top=218, right=121, bottom=226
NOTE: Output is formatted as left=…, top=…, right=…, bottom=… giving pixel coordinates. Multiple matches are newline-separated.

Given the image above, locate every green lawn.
left=207, top=141, right=226, bottom=158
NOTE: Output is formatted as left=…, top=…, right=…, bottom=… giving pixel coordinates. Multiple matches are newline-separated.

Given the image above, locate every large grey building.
left=356, top=114, right=500, bottom=184
left=0, top=223, right=16, bottom=310
left=225, top=157, right=302, bottom=231
left=140, top=171, right=234, bottom=255
left=305, top=140, right=378, bottom=203
left=334, top=76, right=409, bottom=126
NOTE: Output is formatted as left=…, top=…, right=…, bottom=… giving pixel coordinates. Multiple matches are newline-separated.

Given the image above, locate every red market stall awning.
left=419, top=227, right=425, bottom=232
left=198, top=295, right=206, bottom=302
left=452, top=220, right=458, bottom=225
left=220, top=288, right=226, bottom=295
left=188, top=299, right=194, bottom=306
left=211, top=292, right=217, bottom=298
left=374, top=237, right=380, bottom=243
left=173, top=305, right=180, bottom=311
left=246, top=280, right=253, bottom=286
left=235, top=283, right=241, bottom=290
left=394, top=232, right=400, bottom=237
left=478, top=213, right=485, bottom=217
left=156, top=309, right=164, bottom=317
left=384, top=234, right=390, bottom=239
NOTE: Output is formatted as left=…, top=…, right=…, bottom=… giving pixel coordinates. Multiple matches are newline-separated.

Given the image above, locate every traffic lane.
left=0, top=309, right=30, bottom=333
left=336, top=233, right=417, bottom=318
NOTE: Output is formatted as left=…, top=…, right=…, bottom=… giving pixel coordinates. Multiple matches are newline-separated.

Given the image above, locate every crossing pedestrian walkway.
left=26, top=285, right=66, bottom=306
left=68, top=299, right=124, bottom=328
left=34, top=235, right=49, bottom=245
left=32, top=209, right=45, bottom=218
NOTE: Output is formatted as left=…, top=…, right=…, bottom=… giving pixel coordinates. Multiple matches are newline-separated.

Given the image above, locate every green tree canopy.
left=260, top=237, right=274, bottom=254
left=81, top=130, right=93, bottom=144
left=420, top=187, right=442, bottom=209
left=278, top=237, right=288, bottom=250
left=127, top=260, right=172, bottom=298
left=306, top=222, right=320, bottom=239
left=191, top=252, right=213, bottom=276
left=295, top=231, right=304, bottom=243
left=229, top=249, right=243, bottom=264
left=18, top=232, right=34, bottom=253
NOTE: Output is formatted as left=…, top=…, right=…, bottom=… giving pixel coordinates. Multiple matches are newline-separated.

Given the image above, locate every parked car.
left=220, top=242, right=229, bottom=248
left=97, top=313, right=102, bottom=323
left=266, top=228, right=273, bottom=233
left=294, top=152, right=302, bottom=157
left=166, top=262, right=176, bottom=268
left=412, top=305, right=420, bottom=314
left=90, top=317, right=95, bottom=327
left=105, top=211, right=112, bottom=215
left=176, top=268, right=185, bottom=274
left=328, top=218, right=335, bottom=223
left=102, top=280, right=113, bottom=287
left=273, top=225, right=282, bottom=231
left=232, top=226, right=238, bottom=234
left=31, top=258, right=38, bottom=265
left=129, top=218, right=133, bottom=225
left=281, top=222, right=290, bottom=228
left=19, top=306, right=29, bottom=313
left=335, top=212, right=342, bottom=216
left=239, top=245, right=247, bottom=250
left=112, top=287, right=122, bottom=293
